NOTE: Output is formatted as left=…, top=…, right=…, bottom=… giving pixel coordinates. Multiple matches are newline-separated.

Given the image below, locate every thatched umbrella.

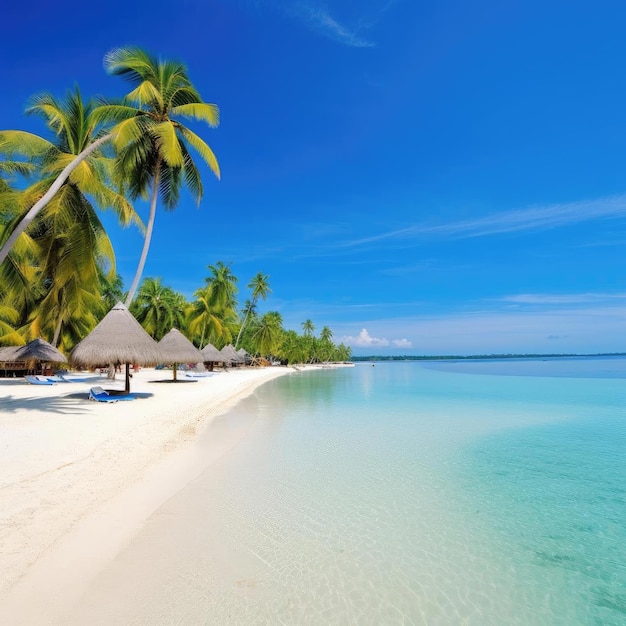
left=237, top=348, right=252, bottom=365
left=0, top=338, right=67, bottom=375
left=14, top=338, right=67, bottom=364
left=221, top=344, right=243, bottom=366
left=158, top=329, right=204, bottom=381
left=200, top=343, right=223, bottom=370
left=0, top=346, right=21, bottom=361
left=70, top=302, right=162, bottom=393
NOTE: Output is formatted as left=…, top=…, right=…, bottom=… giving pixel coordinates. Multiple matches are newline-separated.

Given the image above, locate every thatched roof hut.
left=15, top=338, right=67, bottom=363
left=71, top=302, right=162, bottom=392
left=158, top=329, right=203, bottom=381
left=220, top=344, right=243, bottom=366
left=201, top=343, right=224, bottom=363
left=0, top=338, right=67, bottom=376
left=237, top=348, right=252, bottom=365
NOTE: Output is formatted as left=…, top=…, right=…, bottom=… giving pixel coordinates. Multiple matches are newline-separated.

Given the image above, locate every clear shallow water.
left=68, top=360, right=626, bottom=625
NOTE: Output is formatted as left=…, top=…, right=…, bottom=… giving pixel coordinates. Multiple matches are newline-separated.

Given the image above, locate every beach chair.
left=46, top=375, right=68, bottom=383
left=89, top=386, right=135, bottom=402
left=24, top=375, right=56, bottom=385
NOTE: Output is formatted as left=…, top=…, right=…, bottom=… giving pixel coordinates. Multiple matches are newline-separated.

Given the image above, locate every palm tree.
left=130, top=277, right=186, bottom=341
left=252, top=311, right=283, bottom=357
left=319, top=325, right=334, bottom=362
left=188, top=285, right=229, bottom=348
left=204, top=261, right=238, bottom=310
left=0, top=89, right=140, bottom=349
left=97, top=48, right=220, bottom=305
left=302, top=319, right=315, bottom=337
left=0, top=81, right=144, bottom=268
left=235, top=272, right=271, bottom=349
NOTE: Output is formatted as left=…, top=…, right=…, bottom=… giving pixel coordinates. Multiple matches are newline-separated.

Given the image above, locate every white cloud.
left=341, top=328, right=389, bottom=347
left=341, top=328, right=412, bottom=349
left=392, top=338, right=413, bottom=348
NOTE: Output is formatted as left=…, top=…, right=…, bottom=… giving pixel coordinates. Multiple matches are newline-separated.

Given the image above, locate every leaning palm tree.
left=0, top=83, right=144, bottom=268
left=0, top=89, right=140, bottom=349
left=235, top=272, right=271, bottom=349
left=98, top=47, right=220, bottom=305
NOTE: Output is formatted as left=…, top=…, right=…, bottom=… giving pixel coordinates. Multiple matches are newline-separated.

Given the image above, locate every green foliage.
left=0, top=51, right=350, bottom=365
left=130, top=277, right=187, bottom=341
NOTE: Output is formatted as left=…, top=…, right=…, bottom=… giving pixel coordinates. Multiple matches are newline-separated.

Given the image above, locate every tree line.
left=0, top=47, right=351, bottom=364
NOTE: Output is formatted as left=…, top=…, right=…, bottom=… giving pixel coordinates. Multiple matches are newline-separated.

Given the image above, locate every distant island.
left=352, top=353, right=626, bottom=362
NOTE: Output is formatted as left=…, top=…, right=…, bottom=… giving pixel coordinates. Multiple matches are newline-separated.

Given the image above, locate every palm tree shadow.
left=0, top=391, right=154, bottom=414
left=0, top=393, right=91, bottom=415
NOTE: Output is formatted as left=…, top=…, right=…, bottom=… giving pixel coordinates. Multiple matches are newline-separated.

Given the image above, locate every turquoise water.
left=68, top=359, right=626, bottom=625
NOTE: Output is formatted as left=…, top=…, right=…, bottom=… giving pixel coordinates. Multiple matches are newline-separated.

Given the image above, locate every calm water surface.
left=68, top=359, right=626, bottom=625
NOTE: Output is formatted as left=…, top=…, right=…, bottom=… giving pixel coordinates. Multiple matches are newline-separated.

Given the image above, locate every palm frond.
left=125, top=80, right=164, bottom=109
left=0, top=131, right=56, bottom=158
left=104, top=47, right=159, bottom=85
left=180, top=143, right=203, bottom=204
left=177, top=126, right=220, bottom=179
left=171, top=103, right=219, bottom=127
left=151, top=122, right=184, bottom=168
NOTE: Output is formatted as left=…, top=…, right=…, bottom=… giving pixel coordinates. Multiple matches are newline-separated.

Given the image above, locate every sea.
left=67, top=357, right=626, bottom=625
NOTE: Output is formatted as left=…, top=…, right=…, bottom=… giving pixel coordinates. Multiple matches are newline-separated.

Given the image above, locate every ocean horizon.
left=66, top=357, right=626, bottom=625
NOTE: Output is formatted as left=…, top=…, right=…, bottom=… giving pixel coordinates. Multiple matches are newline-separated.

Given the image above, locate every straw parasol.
left=200, top=343, right=223, bottom=370
left=70, top=302, right=163, bottom=393
left=220, top=344, right=243, bottom=365
left=158, top=328, right=204, bottom=381
left=13, top=338, right=67, bottom=364
left=0, top=338, right=67, bottom=372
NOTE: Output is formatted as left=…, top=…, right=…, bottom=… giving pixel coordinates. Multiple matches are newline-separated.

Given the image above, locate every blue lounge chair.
left=46, top=375, right=68, bottom=383
left=25, top=375, right=56, bottom=385
left=89, top=386, right=135, bottom=402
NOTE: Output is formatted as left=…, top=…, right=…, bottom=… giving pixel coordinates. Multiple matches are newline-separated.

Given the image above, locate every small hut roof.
left=201, top=343, right=224, bottom=362
left=16, top=338, right=67, bottom=363
left=158, top=329, right=203, bottom=364
left=221, top=344, right=243, bottom=363
left=0, top=346, right=22, bottom=361
left=70, top=302, right=163, bottom=367
left=0, top=338, right=66, bottom=363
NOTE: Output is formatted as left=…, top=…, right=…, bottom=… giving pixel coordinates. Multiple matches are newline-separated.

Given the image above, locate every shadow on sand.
left=0, top=391, right=154, bottom=414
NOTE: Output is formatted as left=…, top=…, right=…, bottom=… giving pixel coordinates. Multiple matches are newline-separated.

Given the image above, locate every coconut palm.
left=97, top=48, right=220, bottom=305
left=319, top=325, right=334, bottom=362
left=302, top=319, right=315, bottom=337
left=235, top=272, right=271, bottom=349
left=0, top=89, right=140, bottom=349
left=188, top=285, right=229, bottom=348
left=252, top=311, right=283, bottom=357
left=204, top=261, right=238, bottom=310
left=130, top=277, right=186, bottom=341
left=0, top=82, right=144, bottom=268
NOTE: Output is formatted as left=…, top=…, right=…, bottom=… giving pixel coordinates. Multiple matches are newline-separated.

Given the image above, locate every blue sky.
left=4, top=0, right=626, bottom=355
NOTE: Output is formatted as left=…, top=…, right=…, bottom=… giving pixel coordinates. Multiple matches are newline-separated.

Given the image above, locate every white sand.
left=0, top=365, right=304, bottom=624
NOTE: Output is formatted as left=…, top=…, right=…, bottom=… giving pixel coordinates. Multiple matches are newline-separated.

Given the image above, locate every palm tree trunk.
left=234, top=307, right=252, bottom=350
left=125, top=162, right=161, bottom=306
left=52, top=314, right=64, bottom=348
left=0, top=133, right=113, bottom=268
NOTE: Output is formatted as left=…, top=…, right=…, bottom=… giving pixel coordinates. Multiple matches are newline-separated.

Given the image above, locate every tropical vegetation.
left=0, top=47, right=351, bottom=364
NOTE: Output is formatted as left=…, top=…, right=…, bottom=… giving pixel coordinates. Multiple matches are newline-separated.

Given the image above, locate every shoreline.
left=0, top=365, right=321, bottom=623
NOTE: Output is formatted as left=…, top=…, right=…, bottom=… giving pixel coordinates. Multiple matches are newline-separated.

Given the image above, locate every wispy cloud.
left=501, top=292, right=626, bottom=305
left=341, top=195, right=626, bottom=247
left=291, top=3, right=375, bottom=47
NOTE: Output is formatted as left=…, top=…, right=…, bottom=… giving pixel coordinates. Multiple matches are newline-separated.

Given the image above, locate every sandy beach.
left=0, top=365, right=303, bottom=624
